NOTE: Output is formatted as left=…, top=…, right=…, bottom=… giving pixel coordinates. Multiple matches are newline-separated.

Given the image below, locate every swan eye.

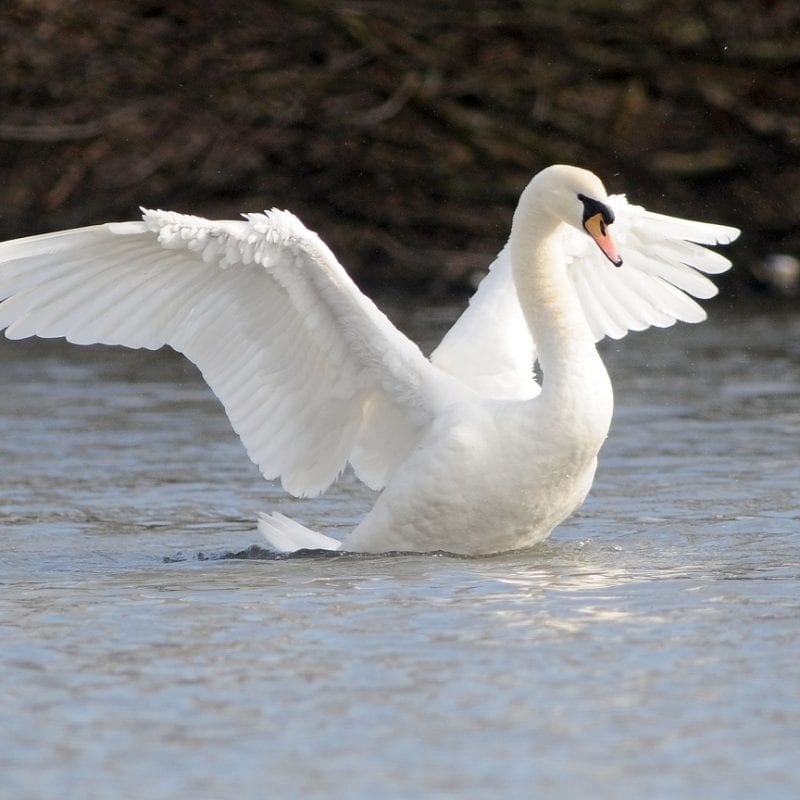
left=578, top=194, right=622, bottom=265
left=577, top=193, right=615, bottom=226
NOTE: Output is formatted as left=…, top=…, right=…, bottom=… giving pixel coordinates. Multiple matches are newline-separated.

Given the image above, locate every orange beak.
left=584, top=213, right=623, bottom=266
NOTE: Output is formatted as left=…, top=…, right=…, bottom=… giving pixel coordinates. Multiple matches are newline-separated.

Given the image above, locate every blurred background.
left=0, top=0, right=797, bottom=299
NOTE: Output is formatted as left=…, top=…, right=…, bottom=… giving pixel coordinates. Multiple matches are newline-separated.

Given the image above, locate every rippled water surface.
left=1, top=304, right=799, bottom=800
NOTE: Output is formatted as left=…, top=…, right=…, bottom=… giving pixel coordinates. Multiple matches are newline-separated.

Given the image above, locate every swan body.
left=0, top=166, right=739, bottom=555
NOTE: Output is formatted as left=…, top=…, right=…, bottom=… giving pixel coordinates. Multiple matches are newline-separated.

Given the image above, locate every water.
left=1, top=303, right=799, bottom=800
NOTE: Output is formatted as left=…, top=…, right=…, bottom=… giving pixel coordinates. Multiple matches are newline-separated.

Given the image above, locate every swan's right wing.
left=432, top=199, right=739, bottom=398
left=0, top=209, right=457, bottom=496
left=430, top=244, right=537, bottom=400
left=564, top=195, right=740, bottom=341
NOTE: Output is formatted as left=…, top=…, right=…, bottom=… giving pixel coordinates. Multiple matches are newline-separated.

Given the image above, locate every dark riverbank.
left=1, top=1, right=797, bottom=296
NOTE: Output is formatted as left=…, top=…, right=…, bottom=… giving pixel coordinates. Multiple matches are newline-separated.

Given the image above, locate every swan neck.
left=510, top=209, right=610, bottom=411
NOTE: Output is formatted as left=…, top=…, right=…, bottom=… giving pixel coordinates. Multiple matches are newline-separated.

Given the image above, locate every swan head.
left=520, top=165, right=623, bottom=267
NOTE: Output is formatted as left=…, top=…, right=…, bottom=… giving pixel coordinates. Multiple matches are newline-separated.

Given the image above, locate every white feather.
left=433, top=192, right=737, bottom=383
left=0, top=166, right=740, bottom=554
left=0, top=210, right=453, bottom=498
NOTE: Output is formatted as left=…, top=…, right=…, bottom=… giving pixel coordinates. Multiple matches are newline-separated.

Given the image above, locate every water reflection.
left=3, top=307, right=800, bottom=800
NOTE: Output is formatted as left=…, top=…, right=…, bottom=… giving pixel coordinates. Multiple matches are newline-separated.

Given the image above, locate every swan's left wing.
left=0, top=209, right=457, bottom=496
left=431, top=196, right=739, bottom=398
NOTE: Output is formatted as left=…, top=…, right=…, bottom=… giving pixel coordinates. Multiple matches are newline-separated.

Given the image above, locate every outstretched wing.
left=430, top=244, right=536, bottom=401
left=565, top=194, right=739, bottom=340
left=431, top=195, right=739, bottom=399
left=0, top=209, right=457, bottom=496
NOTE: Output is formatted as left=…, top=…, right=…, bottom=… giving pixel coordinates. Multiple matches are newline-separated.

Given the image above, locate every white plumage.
left=0, top=165, right=738, bottom=554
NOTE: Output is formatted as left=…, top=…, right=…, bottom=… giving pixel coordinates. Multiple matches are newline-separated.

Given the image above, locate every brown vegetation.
left=1, top=1, right=798, bottom=292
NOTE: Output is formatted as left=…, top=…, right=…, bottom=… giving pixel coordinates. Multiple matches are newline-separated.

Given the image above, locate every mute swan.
left=0, top=165, right=738, bottom=555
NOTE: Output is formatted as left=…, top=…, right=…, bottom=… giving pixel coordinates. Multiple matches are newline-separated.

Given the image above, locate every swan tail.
left=257, top=511, right=342, bottom=553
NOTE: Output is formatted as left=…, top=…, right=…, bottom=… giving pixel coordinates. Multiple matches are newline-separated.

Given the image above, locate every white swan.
left=0, top=165, right=738, bottom=555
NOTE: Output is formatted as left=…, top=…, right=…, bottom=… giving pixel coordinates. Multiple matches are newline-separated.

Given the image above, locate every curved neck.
left=509, top=207, right=611, bottom=415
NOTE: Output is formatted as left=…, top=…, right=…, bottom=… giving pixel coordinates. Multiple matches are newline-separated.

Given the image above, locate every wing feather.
left=434, top=194, right=739, bottom=389
left=431, top=245, right=538, bottom=400
left=0, top=210, right=457, bottom=496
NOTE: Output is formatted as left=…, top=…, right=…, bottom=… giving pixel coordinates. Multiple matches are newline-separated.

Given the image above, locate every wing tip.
left=708, top=225, right=741, bottom=246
